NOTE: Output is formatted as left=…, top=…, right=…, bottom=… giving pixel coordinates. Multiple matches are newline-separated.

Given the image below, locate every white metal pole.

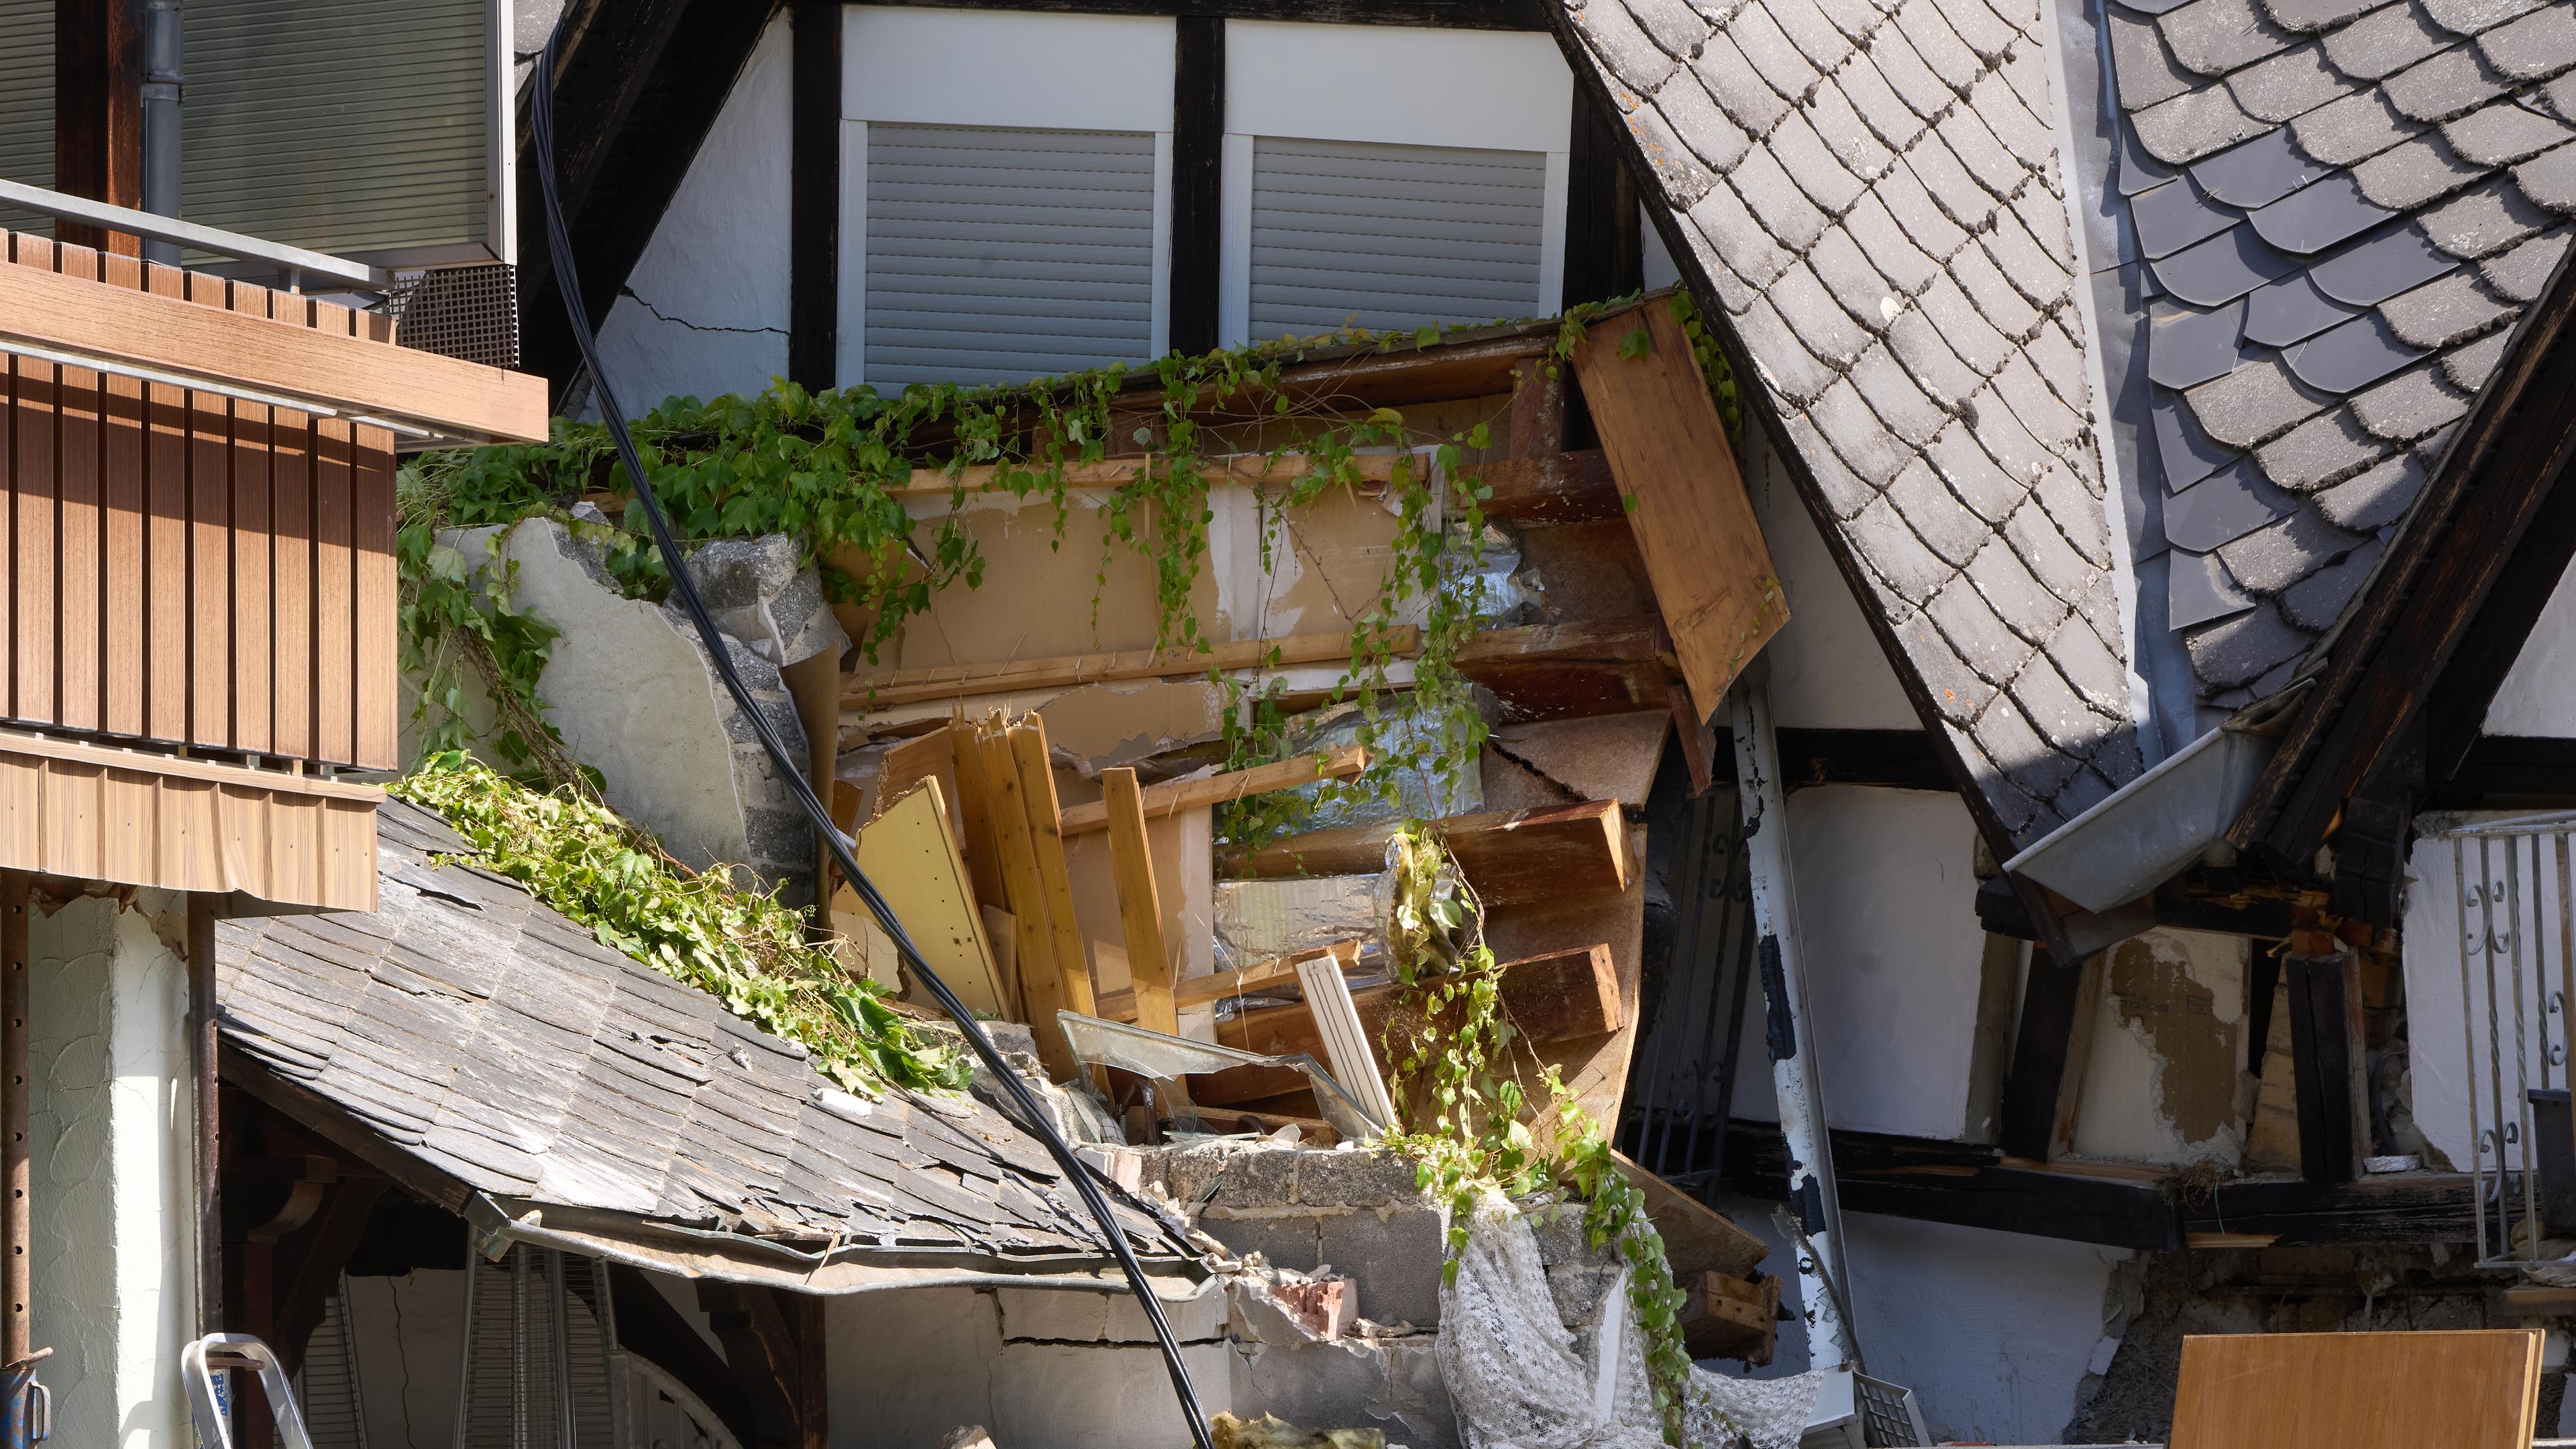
left=1731, top=670, right=1857, bottom=1371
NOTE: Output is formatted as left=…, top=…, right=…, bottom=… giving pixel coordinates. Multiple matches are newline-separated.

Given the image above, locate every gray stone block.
left=1199, top=1212, right=1323, bottom=1273
left=1292, top=1149, right=1424, bottom=1210
left=1317, top=1207, right=1449, bottom=1328
left=1211, top=1146, right=1302, bottom=1210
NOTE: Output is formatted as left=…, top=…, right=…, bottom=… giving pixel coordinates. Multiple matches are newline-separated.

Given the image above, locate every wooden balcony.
left=0, top=227, right=548, bottom=910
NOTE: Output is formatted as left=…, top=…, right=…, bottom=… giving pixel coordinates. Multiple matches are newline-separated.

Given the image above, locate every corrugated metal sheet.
left=1249, top=136, right=1545, bottom=341
left=864, top=123, right=1157, bottom=388
left=0, top=4, right=54, bottom=237
left=182, top=0, right=487, bottom=258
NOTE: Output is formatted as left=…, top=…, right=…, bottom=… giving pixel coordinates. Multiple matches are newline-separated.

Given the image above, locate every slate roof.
left=217, top=800, right=1179, bottom=1271
left=1555, top=0, right=2151, bottom=848
left=2105, top=0, right=2576, bottom=706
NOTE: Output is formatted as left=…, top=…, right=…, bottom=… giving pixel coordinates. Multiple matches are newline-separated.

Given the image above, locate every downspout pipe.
left=1731, top=668, right=1860, bottom=1371
left=140, top=0, right=180, bottom=267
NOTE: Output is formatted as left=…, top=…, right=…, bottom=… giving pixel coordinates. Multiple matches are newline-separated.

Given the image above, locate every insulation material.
left=1275, top=699, right=1484, bottom=834
left=1213, top=874, right=1382, bottom=977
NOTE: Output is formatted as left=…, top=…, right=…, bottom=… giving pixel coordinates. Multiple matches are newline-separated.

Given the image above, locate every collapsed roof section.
left=1546, top=0, right=2151, bottom=854
left=2106, top=0, right=2576, bottom=709
left=215, top=800, right=1199, bottom=1293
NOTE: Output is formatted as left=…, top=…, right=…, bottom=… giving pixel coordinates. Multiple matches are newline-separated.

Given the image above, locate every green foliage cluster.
left=392, top=752, right=969, bottom=1094
left=1375, top=828, right=1703, bottom=1444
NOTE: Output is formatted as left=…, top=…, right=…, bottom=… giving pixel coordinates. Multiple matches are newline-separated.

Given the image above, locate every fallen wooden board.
left=1487, top=711, right=1671, bottom=809
left=1488, top=824, right=1649, bottom=1156
left=1059, top=746, right=1370, bottom=835
left=2169, top=1330, right=2541, bottom=1449
left=843, top=628, right=1415, bottom=710
left=849, top=780, right=1010, bottom=1019
left=1613, top=1149, right=1770, bottom=1281
left=1455, top=616, right=1677, bottom=721
left=1570, top=302, right=1787, bottom=720
left=1208, top=944, right=1621, bottom=1076
left=1091, top=940, right=1359, bottom=1021
left=973, top=720, right=1077, bottom=1079
left=1102, top=767, right=1181, bottom=1038
left=1217, top=800, right=1630, bottom=906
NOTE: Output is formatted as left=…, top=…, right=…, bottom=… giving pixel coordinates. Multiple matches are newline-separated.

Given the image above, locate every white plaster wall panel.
left=826, top=1286, right=1003, bottom=1446
left=2068, top=928, right=2251, bottom=1167
left=1746, top=427, right=1919, bottom=731
left=28, top=893, right=197, bottom=1449
left=588, top=13, right=790, bottom=413
left=348, top=1271, right=468, bottom=1449
left=843, top=9, right=1175, bottom=130
left=2485, top=564, right=2576, bottom=737
left=2402, top=812, right=2567, bottom=1173
left=1839, top=1213, right=2129, bottom=1446
left=1224, top=23, right=1570, bottom=153
left=1771, top=786, right=1987, bottom=1140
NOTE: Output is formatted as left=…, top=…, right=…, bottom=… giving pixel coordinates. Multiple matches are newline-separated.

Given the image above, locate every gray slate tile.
left=1580, top=0, right=1686, bottom=91
left=2313, top=447, right=2430, bottom=525
left=2135, top=80, right=2275, bottom=162
left=2419, top=171, right=2555, bottom=251
left=1696, top=36, right=1798, bottom=135
left=2184, top=600, right=2315, bottom=685
left=1654, top=72, right=1757, bottom=174
left=2155, top=387, right=2247, bottom=486
left=2168, top=458, right=2304, bottom=546
left=2443, top=322, right=2519, bottom=384
left=2265, top=0, right=2395, bottom=30
left=2379, top=264, right=2517, bottom=340
left=2253, top=401, right=2392, bottom=486
left=2477, top=3, right=2576, bottom=77
left=2154, top=221, right=2309, bottom=301
left=2195, top=124, right=2335, bottom=205
left=2216, top=502, right=2369, bottom=589
left=2246, top=270, right=2369, bottom=339
left=2351, top=358, right=2476, bottom=435
left=2250, top=171, right=2406, bottom=252
left=2171, top=546, right=2263, bottom=627
left=1931, top=572, right=2041, bottom=682
left=2443, top=99, right=2576, bottom=163
left=2230, top=42, right=2368, bottom=121
left=2385, top=43, right=2515, bottom=120
left=2307, top=219, right=2462, bottom=301
left=2290, top=89, right=2424, bottom=167
left=2322, top=1, right=2457, bottom=78
left=2351, top=130, right=2493, bottom=208
left=2514, top=136, right=2576, bottom=207
left=2161, top=0, right=2303, bottom=74
left=2282, top=535, right=2388, bottom=625
left=1889, top=304, right=1990, bottom=405
left=1805, top=79, right=1900, bottom=179
left=2477, top=223, right=2574, bottom=295
left=2426, top=0, right=2548, bottom=34
left=2188, top=354, right=2341, bottom=444
left=2282, top=309, right=2434, bottom=386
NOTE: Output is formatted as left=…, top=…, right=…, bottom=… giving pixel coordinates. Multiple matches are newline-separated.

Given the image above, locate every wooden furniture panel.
left=2169, top=1330, right=2540, bottom=1449
left=1568, top=303, right=1787, bottom=722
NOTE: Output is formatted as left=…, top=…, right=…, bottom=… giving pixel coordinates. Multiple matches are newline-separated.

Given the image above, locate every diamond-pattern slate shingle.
left=217, top=802, right=1179, bottom=1269
left=1560, top=0, right=2145, bottom=848
left=2104, top=0, right=2576, bottom=706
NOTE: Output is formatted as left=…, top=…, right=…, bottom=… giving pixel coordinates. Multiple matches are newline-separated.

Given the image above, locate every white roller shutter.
left=1248, top=136, right=1547, bottom=342
left=182, top=0, right=489, bottom=260
left=0, top=3, right=53, bottom=237
left=863, top=123, right=1157, bottom=389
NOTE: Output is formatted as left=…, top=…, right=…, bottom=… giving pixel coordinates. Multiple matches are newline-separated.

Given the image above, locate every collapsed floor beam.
left=1730, top=674, right=1856, bottom=1371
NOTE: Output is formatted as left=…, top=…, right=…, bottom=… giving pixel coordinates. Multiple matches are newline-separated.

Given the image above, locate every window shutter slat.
left=1249, top=137, right=1547, bottom=342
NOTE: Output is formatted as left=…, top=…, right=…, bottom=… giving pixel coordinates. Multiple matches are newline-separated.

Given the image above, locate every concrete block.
left=1163, top=1143, right=1233, bottom=1209
left=997, top=1285, right=1108, bottom=1343
left=1523, top=1199, right=1609, bottom=1268
left=1293, top=1148, right=1426, bottom=1209
left=1104, top=1282, right=1229, bottom=1344
left=1229, top=1339, right=1393, bottom=1436
left=1547, top=1264, right=1623, bottom=1331
left=1199, top=1212, right=1323, bottom=1273
left=1210, top=1146, right=1301, bottom=1210
left=1373, top=1338, right=1460, bottom=1449
left=991, top=1340, right=1232, bottom=1449
left=1317, top=1206, right=1448, bottom=1329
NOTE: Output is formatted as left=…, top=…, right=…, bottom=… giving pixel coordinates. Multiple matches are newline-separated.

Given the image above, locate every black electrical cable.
left=529, top=36, right=1214, bottom=1449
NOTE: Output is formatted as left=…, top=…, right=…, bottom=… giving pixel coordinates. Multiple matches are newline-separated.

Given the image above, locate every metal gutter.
left=2002, top=720, right=2279, bottom=914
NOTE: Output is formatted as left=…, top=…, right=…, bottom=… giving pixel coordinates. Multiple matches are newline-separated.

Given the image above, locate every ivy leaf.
left=1617, top=326, right=1654, bottom=361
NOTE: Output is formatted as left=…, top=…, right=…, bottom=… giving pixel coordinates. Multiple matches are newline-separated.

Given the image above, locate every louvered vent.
left=0, top=5, right=53, bottom=237
left=385, top=263, right=519, bottom=369
left=455, top=1246, right=622, bottom=1449
left=1248, top=137, right=1546, bottom=342
left=182, top=0, right=489, bottom=260
left=864, top=123, right=1157, bottom=388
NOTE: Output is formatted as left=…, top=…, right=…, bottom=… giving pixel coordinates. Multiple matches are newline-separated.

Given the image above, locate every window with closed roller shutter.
left=1248, top=136, right=1547, bottom=343
left=863, top=123, right=1159, bottom=389
left=0, top=7, right=52, bottom=237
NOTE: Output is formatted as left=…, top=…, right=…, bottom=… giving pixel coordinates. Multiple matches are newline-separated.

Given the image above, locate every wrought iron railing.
left=2442, top=810, right=2576, bottom=1265
left=1617, top=786, right=1757, bottom=1199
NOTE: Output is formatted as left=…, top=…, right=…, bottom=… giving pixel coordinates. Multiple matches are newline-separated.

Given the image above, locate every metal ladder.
left=181, top=1334, right=315, bottom=1449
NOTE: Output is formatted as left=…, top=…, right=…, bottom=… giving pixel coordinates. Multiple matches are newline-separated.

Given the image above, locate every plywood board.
left=1488, top=712, right=1672, bottom=808
left=1065, top=805, right=1216, bottom=1016
left=855, top=779, right=1010, bottom=1020
left=2169, top=1330, right=2541, bottom=1449
left=1485, top=825, right=1650, bottom=1154
left=1570, top=303, right=1787, bottom=720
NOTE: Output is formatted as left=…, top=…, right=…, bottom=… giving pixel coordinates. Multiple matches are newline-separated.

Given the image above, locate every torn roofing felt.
left=2102, top=0, right=2576, bottom=712
left=1547, top=0, right=2150, bottom=853
left=215, top=800, right=1189, bottom=1283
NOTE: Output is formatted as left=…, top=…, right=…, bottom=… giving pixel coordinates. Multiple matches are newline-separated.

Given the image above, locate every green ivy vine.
left=393, top=752, right=969, bottom=1093
left=1375, top=826, right=1705, bottom=1445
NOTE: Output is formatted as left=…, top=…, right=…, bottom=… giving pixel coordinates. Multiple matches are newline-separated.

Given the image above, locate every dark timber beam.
left=1562, top=88, right=1641, bottom=309
left=518, top=0, right=775, bottom=402
left=2286, top=953, right=2367, bottom=1185
left=272, top=1179, right=388, bottom=1379
left=610, top=1265, right=757, bottom=1448
left=1998, top=949, right=2100, bottom=1161
left=54, top=0, right=145, bottom=254
left=788, top=0, right=841, bottom=390
left=698, top=1282, right=824, bottom=1449
left=1169, top=15, right=1224, bottom=357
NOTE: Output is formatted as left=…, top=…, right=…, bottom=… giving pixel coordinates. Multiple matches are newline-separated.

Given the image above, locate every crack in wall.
left=620, top=286, right=786, bottom=336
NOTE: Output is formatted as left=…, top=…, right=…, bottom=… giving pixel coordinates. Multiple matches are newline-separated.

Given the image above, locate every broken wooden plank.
left=1297, top=949, right=1398, bottom=1129
left=1475, top=449, right=1623, bottom=524
left=1613, top=1149, right=1770, bottom=1281
left=972, top=720, right=1077, bottom=1080
left=1059, top=746, right=1371, bottom=835
left=1455, top=616, right=1676, bottom=720
left=1010, top=716, right=1102, bottom=1024
left=945, top=718, right=1008, bottom=909
left=1679, top=1270, right=1778, bottom=1365
left=1570, top=303, right=1787, bottom=720
left=1102, top=767, right=1180, bottom=1038
left=1091, top=940, right=1359, bottom=1021
left=843, top=628, right=1415, bottom=710
left=1217, top=800, right=1631, bottom=906
left=1214, top=944, right=1621, bottom=1065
